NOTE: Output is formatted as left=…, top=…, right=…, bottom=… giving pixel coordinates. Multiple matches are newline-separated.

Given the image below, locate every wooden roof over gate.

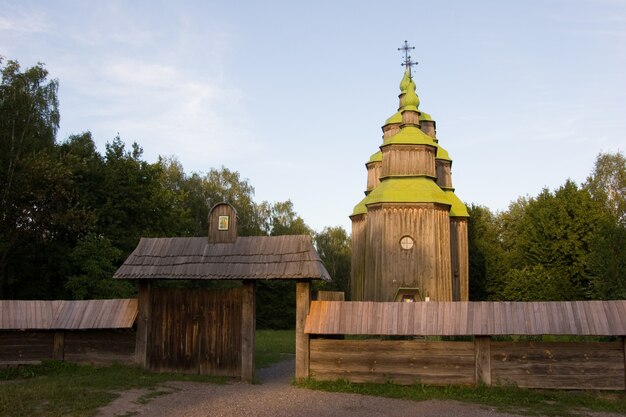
left=0, top=299, right=137, bottom=330
left=304, top=300, right=626, bottom=336
left=113, top=235, right=331, bottom=281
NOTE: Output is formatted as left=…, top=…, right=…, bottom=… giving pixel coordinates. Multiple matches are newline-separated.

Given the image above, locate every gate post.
left=135, top=281, right=152, bottom=367
left=295, top=280, right=311, bottom=380
left=241, top=281, right=256, bottom=382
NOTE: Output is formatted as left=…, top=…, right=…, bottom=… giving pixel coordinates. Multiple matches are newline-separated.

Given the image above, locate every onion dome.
left=401, top=77, right=420, bottom=112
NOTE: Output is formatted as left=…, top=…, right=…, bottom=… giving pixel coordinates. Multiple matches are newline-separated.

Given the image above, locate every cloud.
left=0, top=5, right=50, bottom=35
left=60, top=57, right=260, bottom=171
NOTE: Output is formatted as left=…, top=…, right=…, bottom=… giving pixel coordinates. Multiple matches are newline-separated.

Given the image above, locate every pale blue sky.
left=1, top=0, right=625, bottom=231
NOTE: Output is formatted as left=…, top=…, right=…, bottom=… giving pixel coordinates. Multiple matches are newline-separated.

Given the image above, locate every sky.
left=1, top=0, right=625, bottom=232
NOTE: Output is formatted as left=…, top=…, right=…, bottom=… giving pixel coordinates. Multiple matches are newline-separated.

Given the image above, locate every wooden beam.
left=622, top=336, right=626, bottom=391
left=135, top=281, right=152, bottom=367
left=52, top=331, right=65, bottom=361
left=475, top=336, right=492, bottom=386
left=241, top=281, right=256, bottom=382
left=296, top=281, right=311, bottom=380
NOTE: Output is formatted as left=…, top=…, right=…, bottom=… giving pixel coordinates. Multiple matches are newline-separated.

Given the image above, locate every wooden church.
left=350, top=55, right=469, bottom=303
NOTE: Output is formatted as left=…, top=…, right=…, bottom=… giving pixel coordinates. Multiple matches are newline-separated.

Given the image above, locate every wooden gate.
left=148, top=287, right=243, bottom=376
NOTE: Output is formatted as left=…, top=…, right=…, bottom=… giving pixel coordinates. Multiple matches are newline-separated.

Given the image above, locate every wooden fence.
left=301, top=300, right=626, bottom=390
left=0, top=299, right=137, bottom=366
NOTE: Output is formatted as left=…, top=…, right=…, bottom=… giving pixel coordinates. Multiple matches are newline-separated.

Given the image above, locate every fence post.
left=295, top=281, right=311, bottom=380
left=135, top=281, right=152, bottom=367
left=52, top=331, right=65, bottom=361
left=241, top=281, right=256, bottom=382
left=475, top=336, right=492, bottom=386
left=622, top=336, right=626, bottom=391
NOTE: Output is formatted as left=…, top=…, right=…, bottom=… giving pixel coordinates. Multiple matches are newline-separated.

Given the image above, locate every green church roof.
left=384, top=111, right=403, bottom=125
left=352, top=195, right=368, bottom=216
left=367, top=150, right=383, bottom=164
left=362, top=176, right=452, bottom=209
left=444, top=190, right=469, bottom=217
left=419, top=111, right=433, bottom=121
left=383, top=125, right=437, bottom=147
left=436, top=144, right=452, bottom=162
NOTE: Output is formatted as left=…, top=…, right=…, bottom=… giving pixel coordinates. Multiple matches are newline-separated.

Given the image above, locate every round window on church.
left=400, top=235, right=414, bottom=250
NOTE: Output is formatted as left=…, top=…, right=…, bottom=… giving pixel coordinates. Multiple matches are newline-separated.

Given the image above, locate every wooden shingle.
left=113, top=235, right=331, bottom=281
left=304, top=300, right=626, bottom=336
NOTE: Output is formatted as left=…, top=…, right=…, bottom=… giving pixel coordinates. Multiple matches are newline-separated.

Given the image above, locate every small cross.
left=398, top=40, right=418, bottom=78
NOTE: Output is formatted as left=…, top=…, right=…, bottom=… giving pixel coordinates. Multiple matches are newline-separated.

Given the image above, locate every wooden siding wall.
left=380, top=145, right=436, bottom=178
left=208, top=203, right=237, bottom=243
left=364, top=204, right=452, bottom=301
left=350, top=214, right=366, bottom=301
left=383, top=124, right=401, bottom=139
left=0, top=331, right=54, bottom=363
left=310, top=339, right=475, bottom=385
left=63, top=330, right=135, bottom=364
left=420, top=121, right=435, bottom=138
left=491, top=341, right=625, bottom=390
left=450, top=218, right=469, bottom=301
left=402, top=110, right=420, bottom=125
left=0, top=330, right=134, bottom=365
left=309, top=338, right=626, bottom=390
left=147, top=287, right=243, bottom=377
left=435, top=160, right=452, bottom=189
left=366, top=161, right=382, bottom=192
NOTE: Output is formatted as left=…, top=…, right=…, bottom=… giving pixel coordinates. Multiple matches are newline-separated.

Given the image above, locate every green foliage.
left=467, top=204, right=507, bottom=300
left=65, top=234, right=134, bottom=299
left=585, top=151, right=626, bottom=226
left=588, top=217, right=626, bottom=299
left=501, top=181, right=605, bottom=300
left=314, top=226, right=351, bottom=297
left=500, top=265, right=565, bottom=301
left=256, top=280, right=296, bottom=329
left=265, top=199, right=312, bottom=236
left=182, top=166, right=264, bottom=237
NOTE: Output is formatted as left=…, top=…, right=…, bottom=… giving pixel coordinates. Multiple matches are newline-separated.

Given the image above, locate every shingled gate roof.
left=113, top=235, right=332, bottom=281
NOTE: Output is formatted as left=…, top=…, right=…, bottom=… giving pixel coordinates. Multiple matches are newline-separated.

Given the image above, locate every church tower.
left=350, top=46, right=469, bottom=302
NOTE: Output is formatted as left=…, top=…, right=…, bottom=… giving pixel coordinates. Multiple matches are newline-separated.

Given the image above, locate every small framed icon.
left=218, top=215, right=229, bottom=231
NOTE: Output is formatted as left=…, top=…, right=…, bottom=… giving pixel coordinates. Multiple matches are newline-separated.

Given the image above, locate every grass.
left=0, top=329, right=295, bottom=417
left=296, top=378, right=626, bottom=416
left=255, top=329, right=295, bottom=369
left=0, top=361, right=225, bottom=417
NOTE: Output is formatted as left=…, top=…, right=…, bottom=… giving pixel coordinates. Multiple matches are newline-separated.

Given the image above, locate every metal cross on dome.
left=398, top=40, right=418, bottom=78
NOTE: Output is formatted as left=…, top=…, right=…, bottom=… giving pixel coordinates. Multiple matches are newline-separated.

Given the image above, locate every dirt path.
left=96, top=359, right=621, bottom=417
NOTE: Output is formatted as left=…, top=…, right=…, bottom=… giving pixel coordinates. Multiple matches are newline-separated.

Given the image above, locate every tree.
left=182, top=167, right=263, bottom=237
left=585, top=151, right=626, bottom=226
left=467, top=204, right=508, bottom=300
left=0, top=59, right=61, bottom=297
left=314, top=226, right=351, bottom=297
left=266, top=200, right=312, bottom=236
left=65, top=234, right=134, bottom=299
left=96, top=136, right=188, bottom=255
left=500, top=181, right=605, bottom=300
